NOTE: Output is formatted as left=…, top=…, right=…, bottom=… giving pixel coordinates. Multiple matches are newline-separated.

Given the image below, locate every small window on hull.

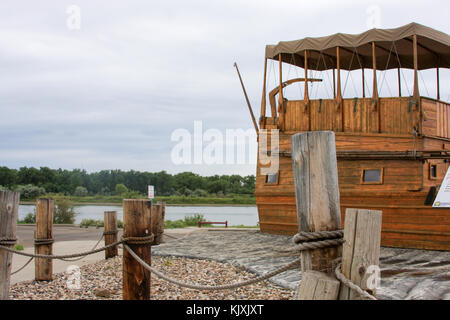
left=430, top=165, right=437, bottom=179
left=265, top=173, right=278, bottom=184
left=362, top=169, right=383, bottom=184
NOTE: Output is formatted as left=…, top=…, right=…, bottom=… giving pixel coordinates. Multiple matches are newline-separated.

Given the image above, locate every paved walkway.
left=153, top=229, right=450, bottom=300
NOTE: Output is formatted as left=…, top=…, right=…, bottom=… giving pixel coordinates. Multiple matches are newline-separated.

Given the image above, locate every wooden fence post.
left=104, top=211, right=118, bottom=259
left=35, top=198, right=54, bottom=281
left=122, top=199, right=151, bottom=300
left=297, top=271, right=340, bottom=300
left=339, top=208, right=382, bottom=300
left=291, top=131, right=342, bottom=300
left=151, top=202, right=166, bottom=245
left=291, top=131, right=342, bottom=272
left=0, top=190, right=20, bottom=300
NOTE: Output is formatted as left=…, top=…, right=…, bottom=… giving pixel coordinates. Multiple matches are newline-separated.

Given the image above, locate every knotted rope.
left=0, top=237, right=17, bottom=246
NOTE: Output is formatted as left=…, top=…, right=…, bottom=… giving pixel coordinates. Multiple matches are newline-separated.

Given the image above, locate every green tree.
left=115, top=183, right=128, bottom=195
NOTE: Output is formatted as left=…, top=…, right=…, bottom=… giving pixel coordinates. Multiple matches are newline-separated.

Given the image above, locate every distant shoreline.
left=20, top=201, right=256, bottom=207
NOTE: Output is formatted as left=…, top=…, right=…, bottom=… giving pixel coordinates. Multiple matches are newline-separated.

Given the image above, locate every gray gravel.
left=8, top=229, right=450, bottom=300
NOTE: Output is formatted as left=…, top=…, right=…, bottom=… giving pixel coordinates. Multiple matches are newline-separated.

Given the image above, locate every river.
left=18, top=204, right=259, bottom=226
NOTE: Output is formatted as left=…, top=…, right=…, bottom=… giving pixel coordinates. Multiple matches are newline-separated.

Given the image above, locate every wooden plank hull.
left=257, top=198, right=450, bottom=250
left=256, top=97, right=450, bottom=251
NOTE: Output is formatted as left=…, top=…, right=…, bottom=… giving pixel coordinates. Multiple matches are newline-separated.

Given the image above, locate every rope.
left=124, top=244, right=301, bottom=291
left=0, top=240, right=123, bottom=260
left=34, top=239, right=55, bottom=245
left=334, top=263, right=377, bottom=300
left=0, top=238, right=17, bottom=246
left=60, top=233, right=105, bottom=262
left=293, top=230, right=344, bottom=243
left=11, top=257, right=34, bottom=276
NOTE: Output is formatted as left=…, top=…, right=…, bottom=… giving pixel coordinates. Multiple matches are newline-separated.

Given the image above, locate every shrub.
left=74, top=186, right=88, bottom=197
left=18, top=212, right=36, bottom=224
left=15, top=184, right=46, bottom=200
left=14, top=244, right=24, bottom=251
left=54, top=198, right=77, bottom=224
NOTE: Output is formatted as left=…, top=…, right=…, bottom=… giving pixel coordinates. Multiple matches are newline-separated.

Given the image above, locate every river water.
left=18, top=204, right=259, bottom=227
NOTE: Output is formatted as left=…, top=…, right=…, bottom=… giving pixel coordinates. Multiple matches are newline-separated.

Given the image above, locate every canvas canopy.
left=265, top=23, right=450, bottom=71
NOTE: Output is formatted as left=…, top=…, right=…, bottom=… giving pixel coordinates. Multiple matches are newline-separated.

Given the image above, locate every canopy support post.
left=371, top=42, right=379, bottom=106
left=413, top=34, right=422, bottom=135
left=260, top=57, right=268, bottom=128
left=333, top=68, right=336, bottom=99
left=362, top=68, right=366, bottom=98
left=398, top=68, right=402, bottom=97
left=304, top=50, right=311, bottom=131
left=278, top=54, right=284, bottom=131
left=336, top=47, right=343, bottom=132
left=437, top=67, right=440, bottom=101
left=304, top=50, right=309, bottom=108
left=413, top=35, right=420, bottom=105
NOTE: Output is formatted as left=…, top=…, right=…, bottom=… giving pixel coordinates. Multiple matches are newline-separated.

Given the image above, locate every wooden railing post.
left=104, top=211, right=118, bottom=259
left=35, top=198, right=54, bottom=281
left=339, top=208, right=382, bottom=300
left=122, top=199, right=151, bottom=300
left=0, top=190, right=20, bottom=300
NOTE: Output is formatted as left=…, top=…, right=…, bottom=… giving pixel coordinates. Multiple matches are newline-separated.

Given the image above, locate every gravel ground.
left=8, top=255, right=295, bottom=300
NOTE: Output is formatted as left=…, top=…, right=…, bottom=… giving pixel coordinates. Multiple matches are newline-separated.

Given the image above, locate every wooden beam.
left=0, top=190, right=20, bottom=300
left=291, top=131, right=342, bottom=273
left=35, top=198, right=54, bottom=281
left=339, top=208, right=382, bottom=300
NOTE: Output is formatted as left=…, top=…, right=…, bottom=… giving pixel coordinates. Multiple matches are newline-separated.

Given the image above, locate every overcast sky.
left=0, top=0, right=449, bottom=176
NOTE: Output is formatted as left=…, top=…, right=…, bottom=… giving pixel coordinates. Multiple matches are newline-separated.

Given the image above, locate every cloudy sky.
left=0, top=0, right=449, bottom=176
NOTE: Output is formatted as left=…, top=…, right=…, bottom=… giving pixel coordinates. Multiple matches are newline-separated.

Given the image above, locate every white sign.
left=148, top=185, right=155, bottom=199
left=433, top=166, right=450, bottom=207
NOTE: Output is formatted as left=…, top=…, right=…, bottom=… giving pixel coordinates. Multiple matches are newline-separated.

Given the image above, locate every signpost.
left=148, top=185, right=154, bottom=201
left=433, top=167, right=450, bottom=207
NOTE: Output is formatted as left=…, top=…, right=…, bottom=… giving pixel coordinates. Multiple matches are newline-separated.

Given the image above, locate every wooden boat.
left=255, top=23, right=450, bottom=250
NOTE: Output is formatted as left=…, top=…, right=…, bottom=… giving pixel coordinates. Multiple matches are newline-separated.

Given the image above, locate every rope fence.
left=0, top=229, right=377, bottom=300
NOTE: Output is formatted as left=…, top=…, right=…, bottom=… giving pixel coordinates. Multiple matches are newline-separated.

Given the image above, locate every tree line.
left=0, top=166, right=255, bottom=199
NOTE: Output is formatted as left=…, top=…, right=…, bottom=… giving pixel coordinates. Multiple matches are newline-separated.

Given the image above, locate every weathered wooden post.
left=291, top=131, right=342, bottom=299
left=122, top=199, right=152, bottom=300
left=151, top=202, right=166, bottom=245
left=35, top=198, right=54, bottom=281
left=104, top=211, right=118, bottom=259
left=339, top=208, right=382, bottom=300
left=0, top=190, right=20, bottom=300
